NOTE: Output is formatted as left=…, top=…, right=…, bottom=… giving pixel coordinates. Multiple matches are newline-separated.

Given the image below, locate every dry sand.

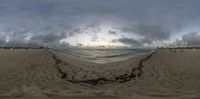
left=0, top=48, right=200, bottom=99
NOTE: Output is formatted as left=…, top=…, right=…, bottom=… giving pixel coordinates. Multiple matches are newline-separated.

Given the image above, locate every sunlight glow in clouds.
left=61, top=26, right=122, bottom=47
left=60, top=24, right=143, bottom=47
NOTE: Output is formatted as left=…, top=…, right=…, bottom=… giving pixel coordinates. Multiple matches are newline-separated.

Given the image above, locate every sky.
left=0, top=0, right=200, bottom=48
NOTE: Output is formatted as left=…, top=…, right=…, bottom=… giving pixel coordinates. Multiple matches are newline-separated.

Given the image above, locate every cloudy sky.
left=0, top=0, right=200, bottom=48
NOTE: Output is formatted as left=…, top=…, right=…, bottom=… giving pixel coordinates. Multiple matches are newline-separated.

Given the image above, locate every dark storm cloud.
left=112, top=38, right=142, bottom=47
left=28, top=32, right=71, bottom=48
left=182, top=32, right=200, bottom=46
left=91, top=34, right=98, bottom=42
left=0, top=34, right=7, bottom=46
left=119, top=23, right=171, bottom=44
left=31, top=32, right=67, bottom=43
left=134, top=23, right=170, bottom=40
left=174, top=32, right=200, bottom=46
left=108, top=30, right=117, bottom=35
left=0, top=0, right=200, bottom=47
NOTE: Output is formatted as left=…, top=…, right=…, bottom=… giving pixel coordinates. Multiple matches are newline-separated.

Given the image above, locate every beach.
left=0, top=48, right=200, bottom=99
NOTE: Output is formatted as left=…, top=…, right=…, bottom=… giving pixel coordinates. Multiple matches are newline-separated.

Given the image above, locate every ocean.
left=53, top=48, right=153, bottom=63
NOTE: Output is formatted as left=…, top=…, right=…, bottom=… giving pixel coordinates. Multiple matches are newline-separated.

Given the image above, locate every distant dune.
left=0, top=48, right=200, bottom=99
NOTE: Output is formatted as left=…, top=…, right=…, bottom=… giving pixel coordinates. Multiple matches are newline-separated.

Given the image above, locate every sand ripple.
left=0, top=49, right=200, bottom=99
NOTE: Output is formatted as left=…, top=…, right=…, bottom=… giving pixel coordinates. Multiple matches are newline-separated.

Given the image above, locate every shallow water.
left=53, top=48, right=153, bottom=63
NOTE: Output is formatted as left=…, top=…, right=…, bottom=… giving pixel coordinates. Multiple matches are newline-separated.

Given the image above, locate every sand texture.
left=0, top=49, right=200, bottom=99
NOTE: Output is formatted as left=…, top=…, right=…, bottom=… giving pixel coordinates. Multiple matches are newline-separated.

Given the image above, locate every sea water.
left=53, top=48, right=153, bottom=63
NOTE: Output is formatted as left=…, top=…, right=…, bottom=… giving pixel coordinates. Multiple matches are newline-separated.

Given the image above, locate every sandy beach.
left=0, top=48, right=200, bottom=99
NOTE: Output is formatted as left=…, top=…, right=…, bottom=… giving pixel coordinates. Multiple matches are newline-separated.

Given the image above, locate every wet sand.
left=0, top=48, right=200, bottom=99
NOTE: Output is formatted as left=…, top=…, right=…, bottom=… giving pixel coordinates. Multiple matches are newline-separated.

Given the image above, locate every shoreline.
left=49, top=48, right=155, bottom=64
